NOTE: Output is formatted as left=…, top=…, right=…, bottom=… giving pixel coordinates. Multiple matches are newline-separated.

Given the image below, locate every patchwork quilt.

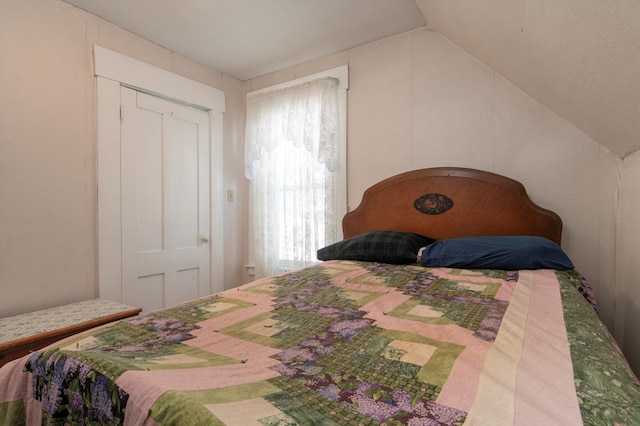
left=1, top=260, right=639, bottom=425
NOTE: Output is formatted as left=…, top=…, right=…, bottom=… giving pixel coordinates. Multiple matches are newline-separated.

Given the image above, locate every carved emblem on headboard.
left=414, top=193, right=454, bottom=215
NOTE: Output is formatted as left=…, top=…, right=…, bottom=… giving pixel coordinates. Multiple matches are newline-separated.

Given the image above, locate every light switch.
left=227, top=189, right=234, bottom=202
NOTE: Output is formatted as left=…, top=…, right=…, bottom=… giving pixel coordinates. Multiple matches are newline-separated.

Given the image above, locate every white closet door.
left=120, top=87, right=211, bottom=312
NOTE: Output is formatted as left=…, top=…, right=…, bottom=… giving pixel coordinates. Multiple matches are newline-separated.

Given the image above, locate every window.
left=245, top=66, right=348, bottom=279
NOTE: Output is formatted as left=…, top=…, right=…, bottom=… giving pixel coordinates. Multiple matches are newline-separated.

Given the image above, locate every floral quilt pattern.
left=1, top=261, right=638, bottom=425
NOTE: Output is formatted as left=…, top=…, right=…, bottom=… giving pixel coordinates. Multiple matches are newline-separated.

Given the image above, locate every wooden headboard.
left=342, top=167, right=563, bottom=244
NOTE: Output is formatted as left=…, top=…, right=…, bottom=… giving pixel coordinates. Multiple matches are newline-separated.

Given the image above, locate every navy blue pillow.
left=317, top=231, right=436, bottom=264
left=419, top=235, right=574, bottom=270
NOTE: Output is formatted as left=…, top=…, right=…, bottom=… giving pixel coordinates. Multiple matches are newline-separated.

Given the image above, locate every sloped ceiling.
left=64, top=0, right=640, bottom=157
left=414, top=0, right=640, bottom=158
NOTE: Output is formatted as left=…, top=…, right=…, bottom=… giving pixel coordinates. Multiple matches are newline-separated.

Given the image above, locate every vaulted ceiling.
left=415, top=0, right=640, bottom=158
left=64, top=0, right=640, bottom=158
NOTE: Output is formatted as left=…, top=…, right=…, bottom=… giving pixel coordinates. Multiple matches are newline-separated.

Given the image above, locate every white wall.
left=247, top=27, right=624, bottom=366
left=0, top=0, right=246, bottom=316
left=222, top=73, right=250, bottom=288
left=617, top=152, right=640, bottom=374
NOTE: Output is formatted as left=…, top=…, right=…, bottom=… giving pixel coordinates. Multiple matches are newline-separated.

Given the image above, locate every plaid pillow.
left=317, top=230, right=436, bottom=264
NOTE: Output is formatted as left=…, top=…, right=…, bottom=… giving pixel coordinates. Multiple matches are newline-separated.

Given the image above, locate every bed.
left=1, top=167, right=639, bottom=425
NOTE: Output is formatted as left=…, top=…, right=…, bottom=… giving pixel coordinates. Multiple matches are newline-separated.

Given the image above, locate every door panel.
left=135, top=107, right=164, bottom=254
left=121, top=87, right=210, bottom=312
left=173, top=117, right=200, bottom=249
left=138, top=274, right=165, bottom=311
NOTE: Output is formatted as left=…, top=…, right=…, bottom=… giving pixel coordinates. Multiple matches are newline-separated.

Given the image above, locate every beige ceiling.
left=63, top=0, right=426, bottom=81
left=64, top=0, right=639, bottom=158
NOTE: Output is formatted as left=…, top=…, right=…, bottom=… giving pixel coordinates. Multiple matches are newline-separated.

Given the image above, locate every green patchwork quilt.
left=1, top=261, right=638, bottom=425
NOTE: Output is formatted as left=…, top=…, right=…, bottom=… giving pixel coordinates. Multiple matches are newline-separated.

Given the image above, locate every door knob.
left=201, top=236, right=209, bottom=243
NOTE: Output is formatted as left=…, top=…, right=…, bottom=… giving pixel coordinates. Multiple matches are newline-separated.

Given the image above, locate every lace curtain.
left=245, top=77, right=340, bottom=279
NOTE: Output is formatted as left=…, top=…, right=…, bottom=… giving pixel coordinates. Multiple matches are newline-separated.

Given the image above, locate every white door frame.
left=94, top=45, right=225, bottom=302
